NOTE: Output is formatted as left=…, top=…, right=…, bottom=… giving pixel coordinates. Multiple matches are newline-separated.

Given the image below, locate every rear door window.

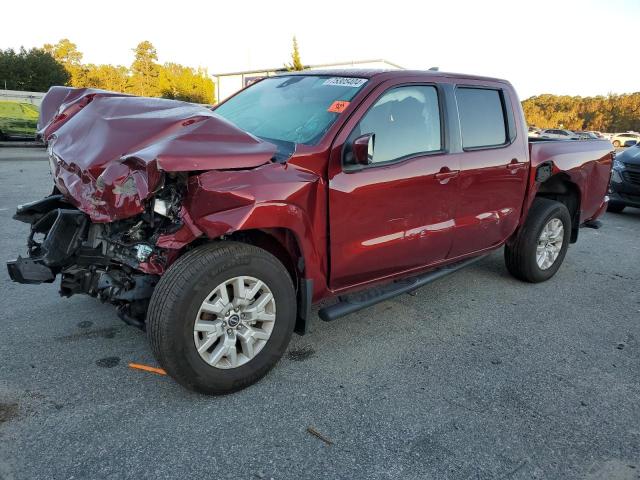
left=456, top=87, right=507, bottom=149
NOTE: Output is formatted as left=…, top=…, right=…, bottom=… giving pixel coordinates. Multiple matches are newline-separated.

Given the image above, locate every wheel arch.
left=534, top=172, right=581, bottom=243
left=225, top=228, right=303, bottom=284
left=223, top=227, right=313, bottom=336
left=190, top=205, right=318, bottom=336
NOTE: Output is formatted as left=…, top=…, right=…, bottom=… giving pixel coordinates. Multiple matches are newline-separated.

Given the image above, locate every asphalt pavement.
left=0, top=147, right=639, bottom=480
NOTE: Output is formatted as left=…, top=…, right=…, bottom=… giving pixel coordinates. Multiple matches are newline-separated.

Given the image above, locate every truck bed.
left=527, top=138, right=613, bottom=223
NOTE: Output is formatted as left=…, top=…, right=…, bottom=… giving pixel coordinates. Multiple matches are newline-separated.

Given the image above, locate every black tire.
left=147, top=241, right=296, bottom=394
left=607, top=202, right=626, bottom=213
left=613, top=140, right=621, bottom=148
left=504, top=197, right=572, bottom=283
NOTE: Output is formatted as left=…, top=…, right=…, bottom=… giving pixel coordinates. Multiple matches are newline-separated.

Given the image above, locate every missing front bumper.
left=7, top=194, right=161, bottom=326
left=7, top=256, right=55, bottom=284
left=7, top=201, right=88, bottom=284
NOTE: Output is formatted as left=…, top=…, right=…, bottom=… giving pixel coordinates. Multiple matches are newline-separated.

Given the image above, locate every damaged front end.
left=7, top=181, right=187, bottom=328
left=7, top=86, right=304, bottom=329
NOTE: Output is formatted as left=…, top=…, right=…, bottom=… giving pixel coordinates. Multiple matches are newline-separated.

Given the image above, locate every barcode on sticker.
left=322, top=77, right=367, bottom=88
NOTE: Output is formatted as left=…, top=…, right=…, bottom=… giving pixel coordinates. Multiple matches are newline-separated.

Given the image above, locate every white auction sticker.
left=322, top=77, right=367, bottom=88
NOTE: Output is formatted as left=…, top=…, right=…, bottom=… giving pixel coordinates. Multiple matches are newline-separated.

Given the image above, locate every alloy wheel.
left=536, top=218, right=564, bottom=270
left=193, top=276, right=276, bottom=369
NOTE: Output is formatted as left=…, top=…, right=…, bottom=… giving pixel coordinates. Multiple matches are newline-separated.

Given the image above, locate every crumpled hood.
left=40, top=87, right=277, bottom=222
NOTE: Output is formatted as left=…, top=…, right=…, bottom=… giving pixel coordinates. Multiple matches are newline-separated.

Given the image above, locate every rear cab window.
left=455, top=87, right=509, bottom=149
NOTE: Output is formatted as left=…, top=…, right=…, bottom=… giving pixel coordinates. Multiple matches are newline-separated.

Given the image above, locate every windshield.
left=214, top=75, right=367, bottom=147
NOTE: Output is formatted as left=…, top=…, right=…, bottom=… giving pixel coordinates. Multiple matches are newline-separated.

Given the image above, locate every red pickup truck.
left=7, top=70, right=613, bottom=394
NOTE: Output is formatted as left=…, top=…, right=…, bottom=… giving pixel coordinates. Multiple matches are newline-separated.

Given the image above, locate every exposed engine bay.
left=8, top=177, right=186, bottom=328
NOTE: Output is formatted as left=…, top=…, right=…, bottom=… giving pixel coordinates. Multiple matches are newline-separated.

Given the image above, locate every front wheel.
left=505, top=198, right=572, bottom=283
left=613, top=140, right=621, bottom=148
left=147, top=242, right=296, bottom=394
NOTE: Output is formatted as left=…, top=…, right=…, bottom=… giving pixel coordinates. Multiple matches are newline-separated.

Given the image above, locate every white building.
left=212, top=59, right=403, bottom=103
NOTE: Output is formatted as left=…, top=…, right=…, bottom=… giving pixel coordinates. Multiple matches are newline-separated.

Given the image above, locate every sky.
left=2, top=0, right=638, bottom=100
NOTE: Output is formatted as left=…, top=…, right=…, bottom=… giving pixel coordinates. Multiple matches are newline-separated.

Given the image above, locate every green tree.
left=0, top=47, right=69, bottom=91
left=159, top=63, right=215, bottom=104
left=522, top=93, right=640, bottom=132
left=130, top=41, right=160, bottom=97
left=43, top=38, right=85, bottom=87
left=43, top=38, right=82, bottom=65
left=4, top=38, right=216, bottom=102
left=286, top=36, right=304, bottom=71
left=83, top=64, right=130, bottom=92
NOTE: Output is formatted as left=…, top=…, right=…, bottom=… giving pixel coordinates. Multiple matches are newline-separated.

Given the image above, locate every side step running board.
left=318, top=255, right=487, bottom=322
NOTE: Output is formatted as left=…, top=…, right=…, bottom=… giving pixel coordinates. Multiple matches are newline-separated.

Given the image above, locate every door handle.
left=507, top=159, right=525, bottom=170
left=435, top=167, right=460, bottom=183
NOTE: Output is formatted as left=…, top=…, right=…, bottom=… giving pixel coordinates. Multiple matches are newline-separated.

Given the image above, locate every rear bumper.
left=609, top=190, right=640, bottom=208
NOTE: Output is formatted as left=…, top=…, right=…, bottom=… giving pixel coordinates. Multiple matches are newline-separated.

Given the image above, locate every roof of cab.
left=283, top=68, right=510, bottom=85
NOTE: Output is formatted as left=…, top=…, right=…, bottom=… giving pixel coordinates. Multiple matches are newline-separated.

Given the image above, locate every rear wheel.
left=613, top=140, right=621, bottom=148
left=607, top=202, right=626, bottom=213
left=505, top=198, right=572, bottom=283
left=147, top=242, right=296, bottom=394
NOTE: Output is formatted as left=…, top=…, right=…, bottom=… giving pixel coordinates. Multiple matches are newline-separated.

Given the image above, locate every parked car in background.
left=609, top=143, right=640, bottom=212
left=528, top=126, right=542, bottom=137
left=0, top=101, right=39, bottom=139
left=611, top=132, right=640, bottom=148
left=585, top=131, right=605, bottom=139
left=539, top=129, right=580, bottom=140
left=576, top=131, right=599, bottom=139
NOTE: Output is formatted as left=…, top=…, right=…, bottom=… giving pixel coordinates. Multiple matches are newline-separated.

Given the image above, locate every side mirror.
left=353, top=133, right=375, bottom=166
